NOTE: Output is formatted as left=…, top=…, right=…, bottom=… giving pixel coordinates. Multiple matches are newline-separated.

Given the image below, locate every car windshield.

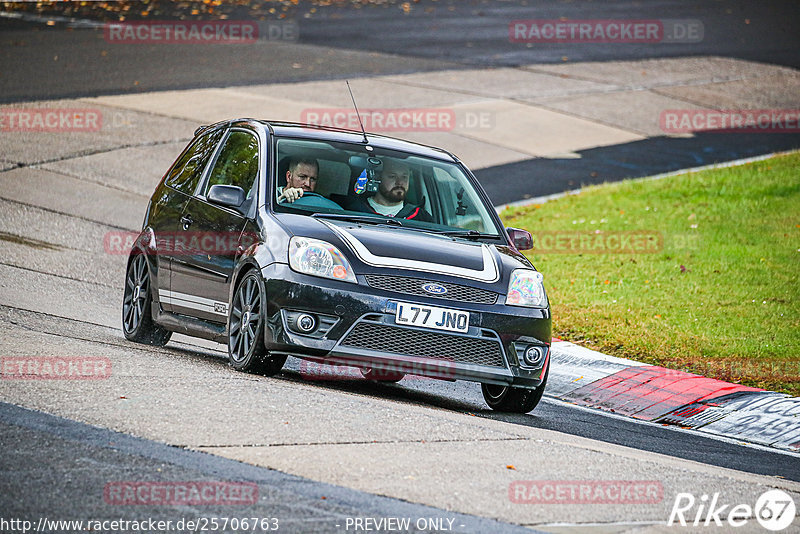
left=272, top=137, right=502, bottom=237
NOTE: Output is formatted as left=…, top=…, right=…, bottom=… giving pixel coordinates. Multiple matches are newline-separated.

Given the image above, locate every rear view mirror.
left=506, top=227, right=533, bottom=250
left=207, top=184, right=245, bottom=208
left=348, top=155, right=383, bottom=170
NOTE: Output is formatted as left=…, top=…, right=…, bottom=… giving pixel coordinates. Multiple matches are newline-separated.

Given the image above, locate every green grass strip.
left=502, top=152, right=800, bottom=395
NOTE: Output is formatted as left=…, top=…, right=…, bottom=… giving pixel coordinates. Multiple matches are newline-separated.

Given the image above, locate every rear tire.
left=122, top=253, right=172, bottom=346
left=481, top=370, right=548, bottom=414
left=228, top=271, right=286, bottom=376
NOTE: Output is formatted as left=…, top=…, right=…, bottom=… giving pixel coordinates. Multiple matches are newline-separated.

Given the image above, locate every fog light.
left=296, top=313, right=316, bottom=333
left=283, top=310, right=338, bottom=338
left=523, top=345, right=545, bottom=367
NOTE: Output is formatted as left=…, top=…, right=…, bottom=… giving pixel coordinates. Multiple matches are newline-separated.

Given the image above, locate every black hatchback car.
left=123, top=119, right=551, bottom=413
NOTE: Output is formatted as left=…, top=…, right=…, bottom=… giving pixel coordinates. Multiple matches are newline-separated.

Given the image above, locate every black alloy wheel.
left=228, top=271, right=286, bottom=376
left=122, top=253, right=171, bottom=346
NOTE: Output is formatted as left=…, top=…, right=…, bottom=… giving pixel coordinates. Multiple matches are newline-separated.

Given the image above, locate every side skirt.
left=153, top=307, right=227, bottom=344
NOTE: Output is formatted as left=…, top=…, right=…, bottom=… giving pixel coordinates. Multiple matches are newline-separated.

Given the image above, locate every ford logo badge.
left=422, top=283, right=447, bottom=295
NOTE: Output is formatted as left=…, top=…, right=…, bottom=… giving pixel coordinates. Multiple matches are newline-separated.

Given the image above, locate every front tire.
left=481, top=370, right=548, bottom=414
left=228, top=271, right=286, bottom=376
left=122, top=253, right=171, bottom=346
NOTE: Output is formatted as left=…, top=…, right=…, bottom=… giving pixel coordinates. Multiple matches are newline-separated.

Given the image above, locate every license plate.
left=395, top=302, right=469, bottom=333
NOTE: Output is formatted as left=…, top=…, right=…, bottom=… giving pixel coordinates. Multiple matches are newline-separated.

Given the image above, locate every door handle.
left=180, top=214, right=193, bottom=230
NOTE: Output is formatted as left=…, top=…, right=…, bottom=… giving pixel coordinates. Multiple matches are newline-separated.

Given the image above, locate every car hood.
left=282, top=216, right=534, bottom=285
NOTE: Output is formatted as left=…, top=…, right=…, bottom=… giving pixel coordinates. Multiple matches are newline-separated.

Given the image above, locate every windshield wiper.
left=312, top=213, right=404, bottom=227
left=438, top=229, right=500, bottom=240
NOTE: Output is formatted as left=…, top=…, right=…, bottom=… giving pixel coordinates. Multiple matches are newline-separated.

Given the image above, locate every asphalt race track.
left=0, top=1, right=799, bottom=532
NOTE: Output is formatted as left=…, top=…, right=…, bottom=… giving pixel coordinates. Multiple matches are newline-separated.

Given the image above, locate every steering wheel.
left=288, top=192, right=342, bottom=210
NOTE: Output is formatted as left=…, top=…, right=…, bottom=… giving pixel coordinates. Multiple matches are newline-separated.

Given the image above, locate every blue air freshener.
left=354, top=169, right=368, bottom=195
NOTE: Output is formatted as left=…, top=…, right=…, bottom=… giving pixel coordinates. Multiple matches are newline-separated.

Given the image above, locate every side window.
left=204, top=130, right=259, bottom=199
left=432, top=167, right=487, bottom=232
left=165, top=129, right=223, bottom=194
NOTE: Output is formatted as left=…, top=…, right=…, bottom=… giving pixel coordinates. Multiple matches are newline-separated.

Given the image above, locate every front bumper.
left=262, top=263, right=551, bottom=388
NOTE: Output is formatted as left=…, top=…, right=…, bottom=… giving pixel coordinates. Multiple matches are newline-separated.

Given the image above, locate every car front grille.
left=339, top=321, right=505, bottom=368
left=364, top=274, right=498, bottom=305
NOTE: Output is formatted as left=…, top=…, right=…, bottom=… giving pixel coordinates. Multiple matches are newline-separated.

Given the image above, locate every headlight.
left=506, top=269, right=547, bottom=308
left=289, top=237, right=357, bottom=283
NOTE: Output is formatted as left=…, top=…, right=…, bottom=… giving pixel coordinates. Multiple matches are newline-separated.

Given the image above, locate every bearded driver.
left=353, top=159, right=432, bottom=221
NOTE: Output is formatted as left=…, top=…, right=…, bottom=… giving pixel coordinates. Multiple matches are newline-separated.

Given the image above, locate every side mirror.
left=506, top=227, right=533, bottom=250
left=207, top=184, right=245, bottom=209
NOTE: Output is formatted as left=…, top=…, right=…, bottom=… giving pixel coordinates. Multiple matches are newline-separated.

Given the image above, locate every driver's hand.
left=279, top=187, right=304, bottom=203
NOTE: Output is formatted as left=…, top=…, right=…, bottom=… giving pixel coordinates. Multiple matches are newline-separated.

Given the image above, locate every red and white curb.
left=549, top=339, right=800, bottom=453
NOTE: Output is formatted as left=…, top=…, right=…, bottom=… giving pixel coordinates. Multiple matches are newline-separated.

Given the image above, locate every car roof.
left=197, top=118, right=459, bottom=164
